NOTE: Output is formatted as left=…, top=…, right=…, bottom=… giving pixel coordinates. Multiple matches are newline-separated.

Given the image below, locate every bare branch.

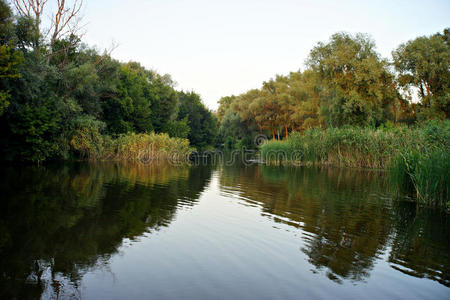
left=46, top=0, right=84, bottom=65
left=13, top=0, right=47, bottom=21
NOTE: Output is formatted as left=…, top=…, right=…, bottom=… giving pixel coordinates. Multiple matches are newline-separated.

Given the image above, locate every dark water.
left=0, top=162, right=448, bottom=299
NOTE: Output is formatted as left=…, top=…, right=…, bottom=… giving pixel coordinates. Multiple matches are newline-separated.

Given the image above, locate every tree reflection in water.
left=219, top=165, right=450, bottom=286
left=0, top=162, right=448, bottom=299
left=0, top=162, right=213, bottom=299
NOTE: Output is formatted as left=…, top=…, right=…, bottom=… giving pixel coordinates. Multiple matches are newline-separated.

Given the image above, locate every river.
left=0, top=162, right=448, bottom=299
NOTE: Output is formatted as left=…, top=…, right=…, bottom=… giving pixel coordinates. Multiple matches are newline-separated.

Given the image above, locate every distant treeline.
left=217, top=30, right=449, bottom=148
left=0, top=0, right=217, bottom=162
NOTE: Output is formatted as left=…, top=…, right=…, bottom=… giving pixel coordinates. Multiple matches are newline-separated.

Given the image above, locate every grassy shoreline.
left=70, top=132, right=193, bottom=164
left=260, top=121, right=449, bottom=207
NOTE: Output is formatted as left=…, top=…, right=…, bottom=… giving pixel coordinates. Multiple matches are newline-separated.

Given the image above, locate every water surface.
left=0, top=162, right=448, bottom=299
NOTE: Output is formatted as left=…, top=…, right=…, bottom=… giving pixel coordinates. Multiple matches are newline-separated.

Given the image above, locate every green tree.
left=217, top=95, right=237, bottom=122
left=393, top=28, right=450, bottom=119
left=177, top=91, right=217, bottom=150
left=102, top=62, right=152, bottom=133
left=147, top=72, right=178, bottom=133
left=163, top=117, right=190, bottom=139
left=0, top=0, right=23, bottom=115
left=288, top=70, right=323, bottom=131
left=307, top=32, right=398, bottom=127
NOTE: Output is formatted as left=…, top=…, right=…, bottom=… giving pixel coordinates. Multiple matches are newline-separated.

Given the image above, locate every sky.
left=76, top=0, right=449, bottom=110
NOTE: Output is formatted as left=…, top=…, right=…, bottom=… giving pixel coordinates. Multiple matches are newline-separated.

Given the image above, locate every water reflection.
left=0, top=162, right=448, bottom=299
left=219, top=165, right=450, bottom=286
left=0, top=162, right=213, bottom=299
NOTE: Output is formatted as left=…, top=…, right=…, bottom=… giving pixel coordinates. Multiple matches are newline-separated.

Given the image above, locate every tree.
left=288, top=70, right=323, bottom=131
left=393, top=28, right=450, bottom=119
left=217, top=95, right=236, bottom=122
left=307, top=32, right=397, bottom=127
left=147, top=71, right=178, bottom=133
left=177, top=91, right=217, bottom=150
left=13, top=0, right=83, bottom=63
left=163, top=117, right=190, bottom=139
left=0, top=0, right=24, bottom=115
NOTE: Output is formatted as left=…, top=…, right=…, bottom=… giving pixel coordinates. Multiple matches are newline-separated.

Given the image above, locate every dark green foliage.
left=0, top=0, right=23, bottom=115
left=0, top=1, right=217, bottom=162
left=177, top=91, right=218, bottom=150
left=102, top=63, right=153, bottom=133
left=1, top=0, right=448, bottom=163
left=7, top=101, right=61, bottom=162
left=147, top=73, right=178, bottom=133
left=0, top=0, right=14, bottom=44
left=163, top=117, right=190, bottom=138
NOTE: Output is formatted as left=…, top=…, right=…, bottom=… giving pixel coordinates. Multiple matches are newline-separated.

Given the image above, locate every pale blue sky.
left=79, top=0, right=449, bottom=109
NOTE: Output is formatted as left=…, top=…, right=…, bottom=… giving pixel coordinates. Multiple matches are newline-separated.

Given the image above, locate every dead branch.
left=13, top=0, right=48, bottom=21
left=46, top=0, right=83, bottom=65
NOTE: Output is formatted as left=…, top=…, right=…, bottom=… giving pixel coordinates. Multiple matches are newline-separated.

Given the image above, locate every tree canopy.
left=0, top=0, right=217, bottom=162
left=217, top=30, right=448, bottom=148
left=393, top=29, right=450, bottom=119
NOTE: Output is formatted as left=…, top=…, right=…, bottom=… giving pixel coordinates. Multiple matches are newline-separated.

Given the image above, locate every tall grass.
left=390, top=150, right=449, bottom=207
left=261, top=126, right=417, bottom=168
left=260, top=120, right=450, bottom=207
left=71, top=132, right=193, bottom=163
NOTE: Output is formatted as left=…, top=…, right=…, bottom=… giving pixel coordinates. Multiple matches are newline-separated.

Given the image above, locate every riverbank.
left=260, top=121, right=449, bottom=207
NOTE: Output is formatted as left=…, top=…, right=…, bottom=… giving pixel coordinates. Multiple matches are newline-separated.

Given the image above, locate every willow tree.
left=217, top=95, right=237, bottom=123
left=269, top=75, right=295, bottom=139
left=307, top=32, right=398, bottom=127
left=231, top=89, right=259, bottom=127
left=288, top=70, right=323, bottom=131
left=393, top=28, right=450, bottom=119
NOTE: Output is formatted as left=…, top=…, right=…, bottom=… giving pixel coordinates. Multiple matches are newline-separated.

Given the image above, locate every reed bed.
left=261, top=126, right=417, bottom=168
left=71, top=132, right=193, bottom=163
left=389, top=150, right=449, bottom=207
left=260, top=121, right=450, bottom=207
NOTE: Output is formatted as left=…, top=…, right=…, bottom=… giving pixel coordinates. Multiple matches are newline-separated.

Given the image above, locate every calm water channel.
left=0, top=162, right=448, bottom=299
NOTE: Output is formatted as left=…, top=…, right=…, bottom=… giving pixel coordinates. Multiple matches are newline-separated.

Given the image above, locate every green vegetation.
left=262, top=124, right=431, bottom=168
left=71, top=131, right=193, bottom=163
left=0, top=1, right=217, bottom=163
left=0, top=1, right=448, bottom=205
left=389, top=120, right=449, bottom=207
left=217, top=30, right=449, bottom=147
left=216, top=29, right=449, bottom=207
left=261, top=121, right=449, bottom=207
